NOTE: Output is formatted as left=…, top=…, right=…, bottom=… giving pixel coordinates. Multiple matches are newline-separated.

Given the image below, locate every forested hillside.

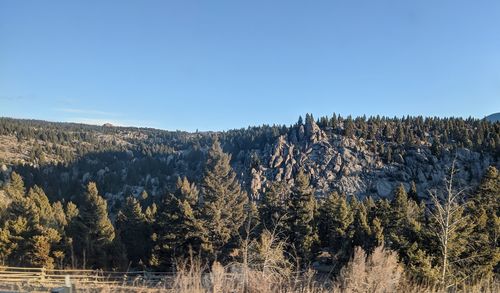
left=0, top=115, right=498, bottom=289
left=0, top=115, right=498, bottom=204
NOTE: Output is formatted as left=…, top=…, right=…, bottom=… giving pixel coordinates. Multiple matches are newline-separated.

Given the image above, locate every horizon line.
left=0, top=112, right=498, bottom=133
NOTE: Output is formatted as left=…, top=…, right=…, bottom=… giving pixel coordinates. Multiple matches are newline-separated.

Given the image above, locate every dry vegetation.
left=0, top=135, right=37, bottom=164
left=0, top=135, right=74, bottom=165
left=0, top=131, right=131, bottom=166
left=1, top=246, right=497, bottom=293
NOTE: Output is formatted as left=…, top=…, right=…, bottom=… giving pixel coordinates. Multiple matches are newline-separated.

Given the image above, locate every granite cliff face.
left=239, top=118, right=495, bottom=201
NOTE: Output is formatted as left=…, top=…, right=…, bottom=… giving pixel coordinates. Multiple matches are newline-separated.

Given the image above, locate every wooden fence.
left=0, top=266, right=175, bottom=287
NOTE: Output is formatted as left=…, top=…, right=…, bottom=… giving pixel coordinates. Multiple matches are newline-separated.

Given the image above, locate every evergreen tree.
left=72, top=182, right=115, bottom=269
left=200, top=139, right=248, bottom=261
left=369, top=217, right=384, bottom=252
left=408, top=181, right=419, bottom=203
left=0, top=181, right=61, bottom=268
left=350, top=197, right=371, bottom=251
left=0, top=226, right=13, bottom=265
left=28, top=186, right=56, bottom=228
left=25, top=187, right=62, bottom=268
left=405, top=242, right=441, bottom=283
left=344, top=117, right=355, bottom=138
left=383, top=123, right=394, bottom=140
left=287, top=169, right=319, bottom=265
left=26, top=231, right=60, bottom=269
left=4, top=172, right=25, bottom=201
left=396, top=124, right=405, bottom=144
left=318, top=192, right=353, bottom=253
left=145, top=203, right=157, bottom=224
left=116, top=196, right=150, bottom=267
left=387, top=184, right=425, bottom=265
left=51, top=202, right=68, bottom=231
left=108, top=235, right=128, bottom=270
left=259, top=180, right=289, bottom=234
left=64, top=201, right=79, bottom=268
left=465, top=166, right=500, bottom=280
left=153, top=177, right=208, bottom=269
left=372, top=198, right=391, bottom=229
left=1, top=192, right=38, bottom=266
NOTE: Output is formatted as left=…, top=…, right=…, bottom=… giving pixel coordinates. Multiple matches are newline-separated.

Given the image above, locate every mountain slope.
left=0, top=115, right=498, bottom=207
left=485, top=112, right=500, bottom=122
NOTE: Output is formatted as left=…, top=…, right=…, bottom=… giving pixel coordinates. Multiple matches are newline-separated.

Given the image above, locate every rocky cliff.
left=240, top=118, right=495, bottom=201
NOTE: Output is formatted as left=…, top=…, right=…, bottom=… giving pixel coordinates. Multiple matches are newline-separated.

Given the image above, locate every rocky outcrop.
left=234, top=118, right=496, bottom=201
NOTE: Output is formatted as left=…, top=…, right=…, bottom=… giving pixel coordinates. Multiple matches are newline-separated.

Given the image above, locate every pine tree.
left=28, top=186, right=56, bottom=228
left=259, top=180, right=289, bottom=234
left=405, top=242, right=440, bottom=283
left=200, top=139, right=248, bottom=261
left=72, top=182, right=115, bottom=269
left=108, top=235, right=128, bottom=270
left=372, top=198, right=391, bottom=230
left=116, top=196, right=150, bottom=267
left=0, top=194, right=38, bottom=266
left=350, top=197, right=371, bottom=251
left=0, top=226, right=13, bottom=265
left=387, top=184, right=425, bottom=265
left=176, top=176, right=200, bottom=207
left=408, top=181, right=419, bottom=203
left=153, top=177, right=207, bottom=269
left=389, top=184, right=409, bottom=230
left=51, top=202, right=68, bottom=231
left=318, top=192, right=353, bottom=253
left=145, top=203, right=157, bottom=224
left=465, top=166, right=500, bottom=281
left=26, top=187, right=61, bottom=268
left=287, top=169, right=319, bottom=265
left=4, top=172, right=25, bottom=201
left=0, top=182, right=61, bottom=268
left=344, top=117, right=355, bottom=138
left=369, top=217, right=384, bottom=252
left=396, top=124, right=405, bottom=144
left=62, top=201, right=79, bottom=268
left=26, top=231, right=60, bottom=269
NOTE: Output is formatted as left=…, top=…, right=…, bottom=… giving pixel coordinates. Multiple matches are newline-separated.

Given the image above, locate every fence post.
left=41, top=267, right=46, bottom=283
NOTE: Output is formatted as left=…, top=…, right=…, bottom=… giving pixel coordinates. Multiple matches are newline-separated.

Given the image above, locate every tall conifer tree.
left=153, top=177, right=208, bottom=269
left=72, top=182, right=115, bottom=268
left=465, top=166, right=500, bottom=280
left=318, top=192, right=353, bottom=253
left=200, top=139, right=248, bottom=261
left=116, top=196, right=150, bottom=267
left=260, top=180, right=289, bottom=234
left=287, top=169, right=319, bottom=265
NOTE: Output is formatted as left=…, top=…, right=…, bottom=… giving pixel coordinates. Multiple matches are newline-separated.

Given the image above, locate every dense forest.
left=0, top=115, right=498, bottom=289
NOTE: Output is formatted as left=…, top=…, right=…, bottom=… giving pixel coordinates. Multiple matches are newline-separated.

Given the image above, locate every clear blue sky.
left=1, top=1, right=499, bottom=131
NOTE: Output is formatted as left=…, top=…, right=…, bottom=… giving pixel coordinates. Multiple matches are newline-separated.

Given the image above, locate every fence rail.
left=0, top=266, right=175, bottom=287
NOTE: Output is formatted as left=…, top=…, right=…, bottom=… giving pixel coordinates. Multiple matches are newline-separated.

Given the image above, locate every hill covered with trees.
left=0, top=115, right=498, bottom=289
left=0, top=115, right=498, bottom=203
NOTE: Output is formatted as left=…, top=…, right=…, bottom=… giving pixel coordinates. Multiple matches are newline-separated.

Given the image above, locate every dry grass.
left=74, top=249, right=498, bottom=293
left=336, top=246, right=403, bottom=292
left=1, top=245, right=498, bottom=292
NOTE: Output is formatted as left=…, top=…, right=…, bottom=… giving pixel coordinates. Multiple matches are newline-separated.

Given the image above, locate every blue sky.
left=1, top=1, right=500, bottom=131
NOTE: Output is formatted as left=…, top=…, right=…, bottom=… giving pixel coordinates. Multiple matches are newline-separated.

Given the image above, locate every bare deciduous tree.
left=428, top=160, right=471, bottom=287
